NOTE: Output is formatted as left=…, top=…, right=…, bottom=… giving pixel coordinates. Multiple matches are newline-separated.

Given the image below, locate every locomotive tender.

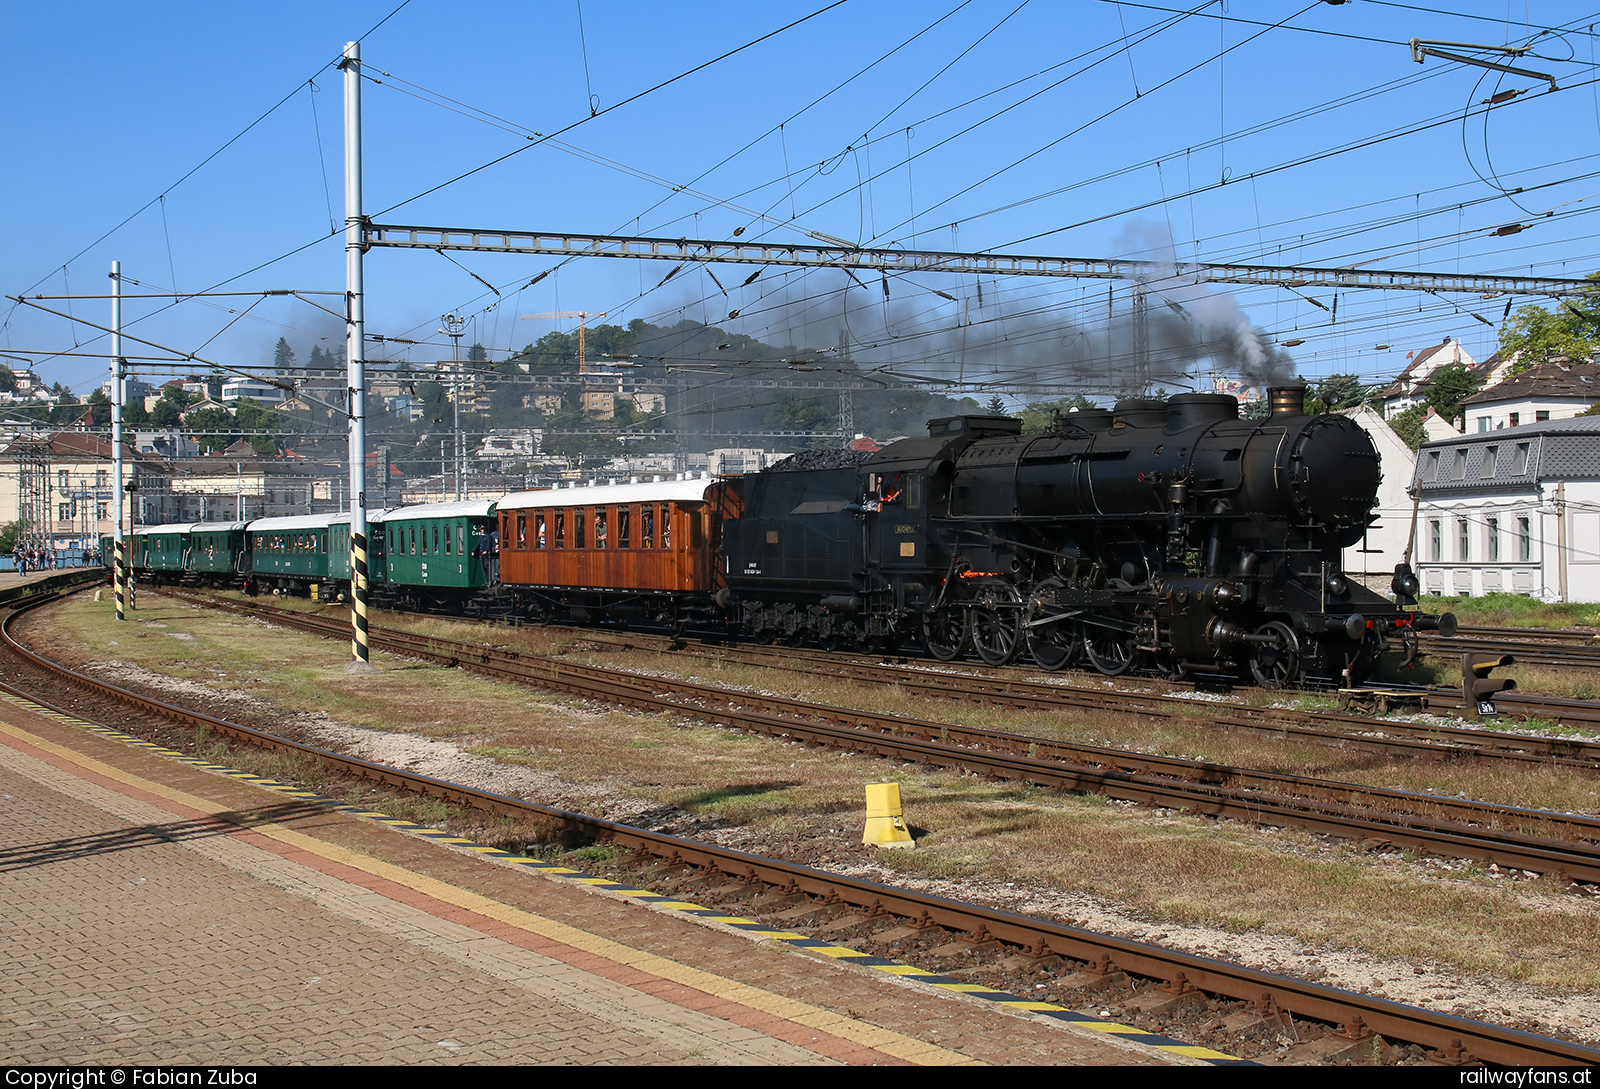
left=119, top=385, right=1444, bottom=687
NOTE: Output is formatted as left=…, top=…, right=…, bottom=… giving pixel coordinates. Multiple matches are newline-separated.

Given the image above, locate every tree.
left=273, top=337, right=296, bottom=374
left=0, top=365, right=16, bottom=394
left=468, top=342, right=488, bottom=362
left=984, top=394, right=1008, bottom=416
left=1499, top=271, right=1600, bottom=371
left=1422, top=362, right=1482, bottom=422
left=1308, top=373, right=1370, bottom=414
left=1020, top=395, right=1098, bottom=434
left=1388, top=404, right=1428, bottom=450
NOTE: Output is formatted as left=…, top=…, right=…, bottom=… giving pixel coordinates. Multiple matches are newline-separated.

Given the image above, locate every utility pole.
left=111, top=260, right=126, bottom=620
left=343, top=40, right=371, bottom=670
left=439, top=312, right=465, bottom=500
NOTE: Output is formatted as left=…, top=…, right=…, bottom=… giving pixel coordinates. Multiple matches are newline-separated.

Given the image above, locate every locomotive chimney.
left=1266, top=385, right=1307, bottom=419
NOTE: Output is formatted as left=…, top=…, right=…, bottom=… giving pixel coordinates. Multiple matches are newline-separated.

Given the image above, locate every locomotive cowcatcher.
left=714, top=384, right=1448, bottom=687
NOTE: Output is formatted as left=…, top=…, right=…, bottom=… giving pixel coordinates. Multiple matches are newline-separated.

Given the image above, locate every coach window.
left=515, top=512, right=526, bottom=548
left=535, top=512, right=546, bottom=549
left=641, top=506, right=654, bottom=549
left=410, top=527, right=417, bottom=555
left=433, top=525, right=441, bottom=555
left=661, top=506, right=672, bottom=550
left=618, top=507, right=631, bottom=549
left=594, top=508, right=608, bottom=549
left=444, top=525, right=453, bottom=555
left=554, top=511, right=565, bottom=549
left=575, top=510, right=587, bottom=549
left=458, top=525, right=465, bottom=555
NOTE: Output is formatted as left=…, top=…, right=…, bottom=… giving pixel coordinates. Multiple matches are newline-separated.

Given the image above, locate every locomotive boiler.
left=717, top=385, right=1446, bottom=686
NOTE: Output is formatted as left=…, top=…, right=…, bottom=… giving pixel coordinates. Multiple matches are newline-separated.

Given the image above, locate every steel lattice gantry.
left=363, top=224, right=1597, bottom=299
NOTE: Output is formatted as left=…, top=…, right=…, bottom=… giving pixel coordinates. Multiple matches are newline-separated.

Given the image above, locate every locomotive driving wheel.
left=969, top=581, right=1024, bottom=666
left=922, top=605, right=969, bottom=662
left=1081, top=620, right=1137, bottom=677
left=1025, top=578, right=1080, bottom=671
left=1248, top=620, right=1303, bottom=689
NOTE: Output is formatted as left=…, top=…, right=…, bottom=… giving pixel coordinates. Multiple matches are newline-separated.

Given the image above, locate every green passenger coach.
left=379, top=499, right=497, bottom=610
left=247, top=514, right=334, bottom=594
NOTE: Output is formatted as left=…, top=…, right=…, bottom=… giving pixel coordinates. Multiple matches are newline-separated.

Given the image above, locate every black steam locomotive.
left=716, top=385, right=1445, bottom=687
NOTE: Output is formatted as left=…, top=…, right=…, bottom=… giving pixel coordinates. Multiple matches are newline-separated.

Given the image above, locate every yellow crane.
left=520, top=310, right=608, bottom=373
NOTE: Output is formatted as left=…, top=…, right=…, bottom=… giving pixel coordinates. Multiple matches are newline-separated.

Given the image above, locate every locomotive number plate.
left=896, top=524, right=919, bottom=534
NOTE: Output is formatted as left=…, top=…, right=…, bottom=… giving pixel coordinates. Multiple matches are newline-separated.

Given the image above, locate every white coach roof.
left=500, top=475, right=714, bottom=510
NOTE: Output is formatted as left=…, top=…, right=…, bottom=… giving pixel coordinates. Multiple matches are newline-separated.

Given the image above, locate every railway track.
left=8, top=587, right=1599, bottom=1067
left=231, top=592, right=1600, bottom=761
left=171, top=591, right=1600, bottom=885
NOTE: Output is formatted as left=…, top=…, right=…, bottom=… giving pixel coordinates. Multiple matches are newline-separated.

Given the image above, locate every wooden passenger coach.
left=496, top=475, right=740, bottom=628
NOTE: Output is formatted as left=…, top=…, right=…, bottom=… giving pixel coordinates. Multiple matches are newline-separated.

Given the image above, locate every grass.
left=40, top=589, right=1600, bottom=996
left=1417, top=592, right=1600, bottom=630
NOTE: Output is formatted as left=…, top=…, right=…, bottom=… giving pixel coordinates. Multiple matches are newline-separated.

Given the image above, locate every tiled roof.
left=1460, top=360, right=1600, bottom=405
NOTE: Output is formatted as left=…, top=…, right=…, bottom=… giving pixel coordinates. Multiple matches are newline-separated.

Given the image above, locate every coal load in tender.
left=766, top=449, right=876, bottom=472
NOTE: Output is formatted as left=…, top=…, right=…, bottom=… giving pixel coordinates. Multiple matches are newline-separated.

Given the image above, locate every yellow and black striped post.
left=113, top=538, right=125, bottom=621
left=350, top=530, right=370, bottom=664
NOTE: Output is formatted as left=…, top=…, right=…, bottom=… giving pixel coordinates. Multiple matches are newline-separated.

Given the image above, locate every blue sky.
left=4, top=1, right=1600, bottom=404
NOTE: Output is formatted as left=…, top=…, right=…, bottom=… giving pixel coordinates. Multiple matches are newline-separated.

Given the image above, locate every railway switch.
left=862, top=782, right=914, bottom=849
left=1462, top=653, right=1516, bottom=720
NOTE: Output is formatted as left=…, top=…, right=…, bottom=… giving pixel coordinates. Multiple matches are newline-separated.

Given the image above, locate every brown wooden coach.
left=496, top=474, right=742, bottom=629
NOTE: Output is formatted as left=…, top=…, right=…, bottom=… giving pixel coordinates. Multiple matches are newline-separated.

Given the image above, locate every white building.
left=220, top=378, right=290, bottom=405
left=1459, top=358, right=1598, bottom=433
left=1380, top=337, right=1479, bottom=419
left=1339, top=405, right=1416, bottom=592
left=1411, top=417, right=1600, bottom=602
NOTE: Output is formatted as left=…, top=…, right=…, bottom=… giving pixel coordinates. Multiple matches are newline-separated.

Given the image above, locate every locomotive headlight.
left=1325, top=571, right=1349, bottom=597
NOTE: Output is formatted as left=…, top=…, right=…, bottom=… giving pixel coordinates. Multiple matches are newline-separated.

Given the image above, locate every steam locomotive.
left=717, top=385, right=1446, bottom=687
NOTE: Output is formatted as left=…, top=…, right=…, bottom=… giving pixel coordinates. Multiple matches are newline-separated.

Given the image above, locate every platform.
left=0, top=687, right=1221, bottom=1066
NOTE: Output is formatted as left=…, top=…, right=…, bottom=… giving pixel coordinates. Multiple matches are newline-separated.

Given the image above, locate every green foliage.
left=272, top=337, right=296, bottom=373
left=1020, top=395, right=1098, bottom=434
left=1306, top=373, right=1370, bottom=414
left=1499, top=273, right=1600, bottom=371
left=0, top=365, right=17, bottom=394
left=1388, top=404, right=1428, bottom=450
left=984, top=394, right=1008, bottom=416
left=0, top=521, right=20, bottom=554
left=1422, top=362, right=1482, bottom=420
left=183, top=406, right=238, bottom=453
left=1579, top=401, right=1600, bottom=417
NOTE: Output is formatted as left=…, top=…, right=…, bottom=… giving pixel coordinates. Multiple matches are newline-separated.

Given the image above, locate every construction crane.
left=520, top=310, right=608, bottom=374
